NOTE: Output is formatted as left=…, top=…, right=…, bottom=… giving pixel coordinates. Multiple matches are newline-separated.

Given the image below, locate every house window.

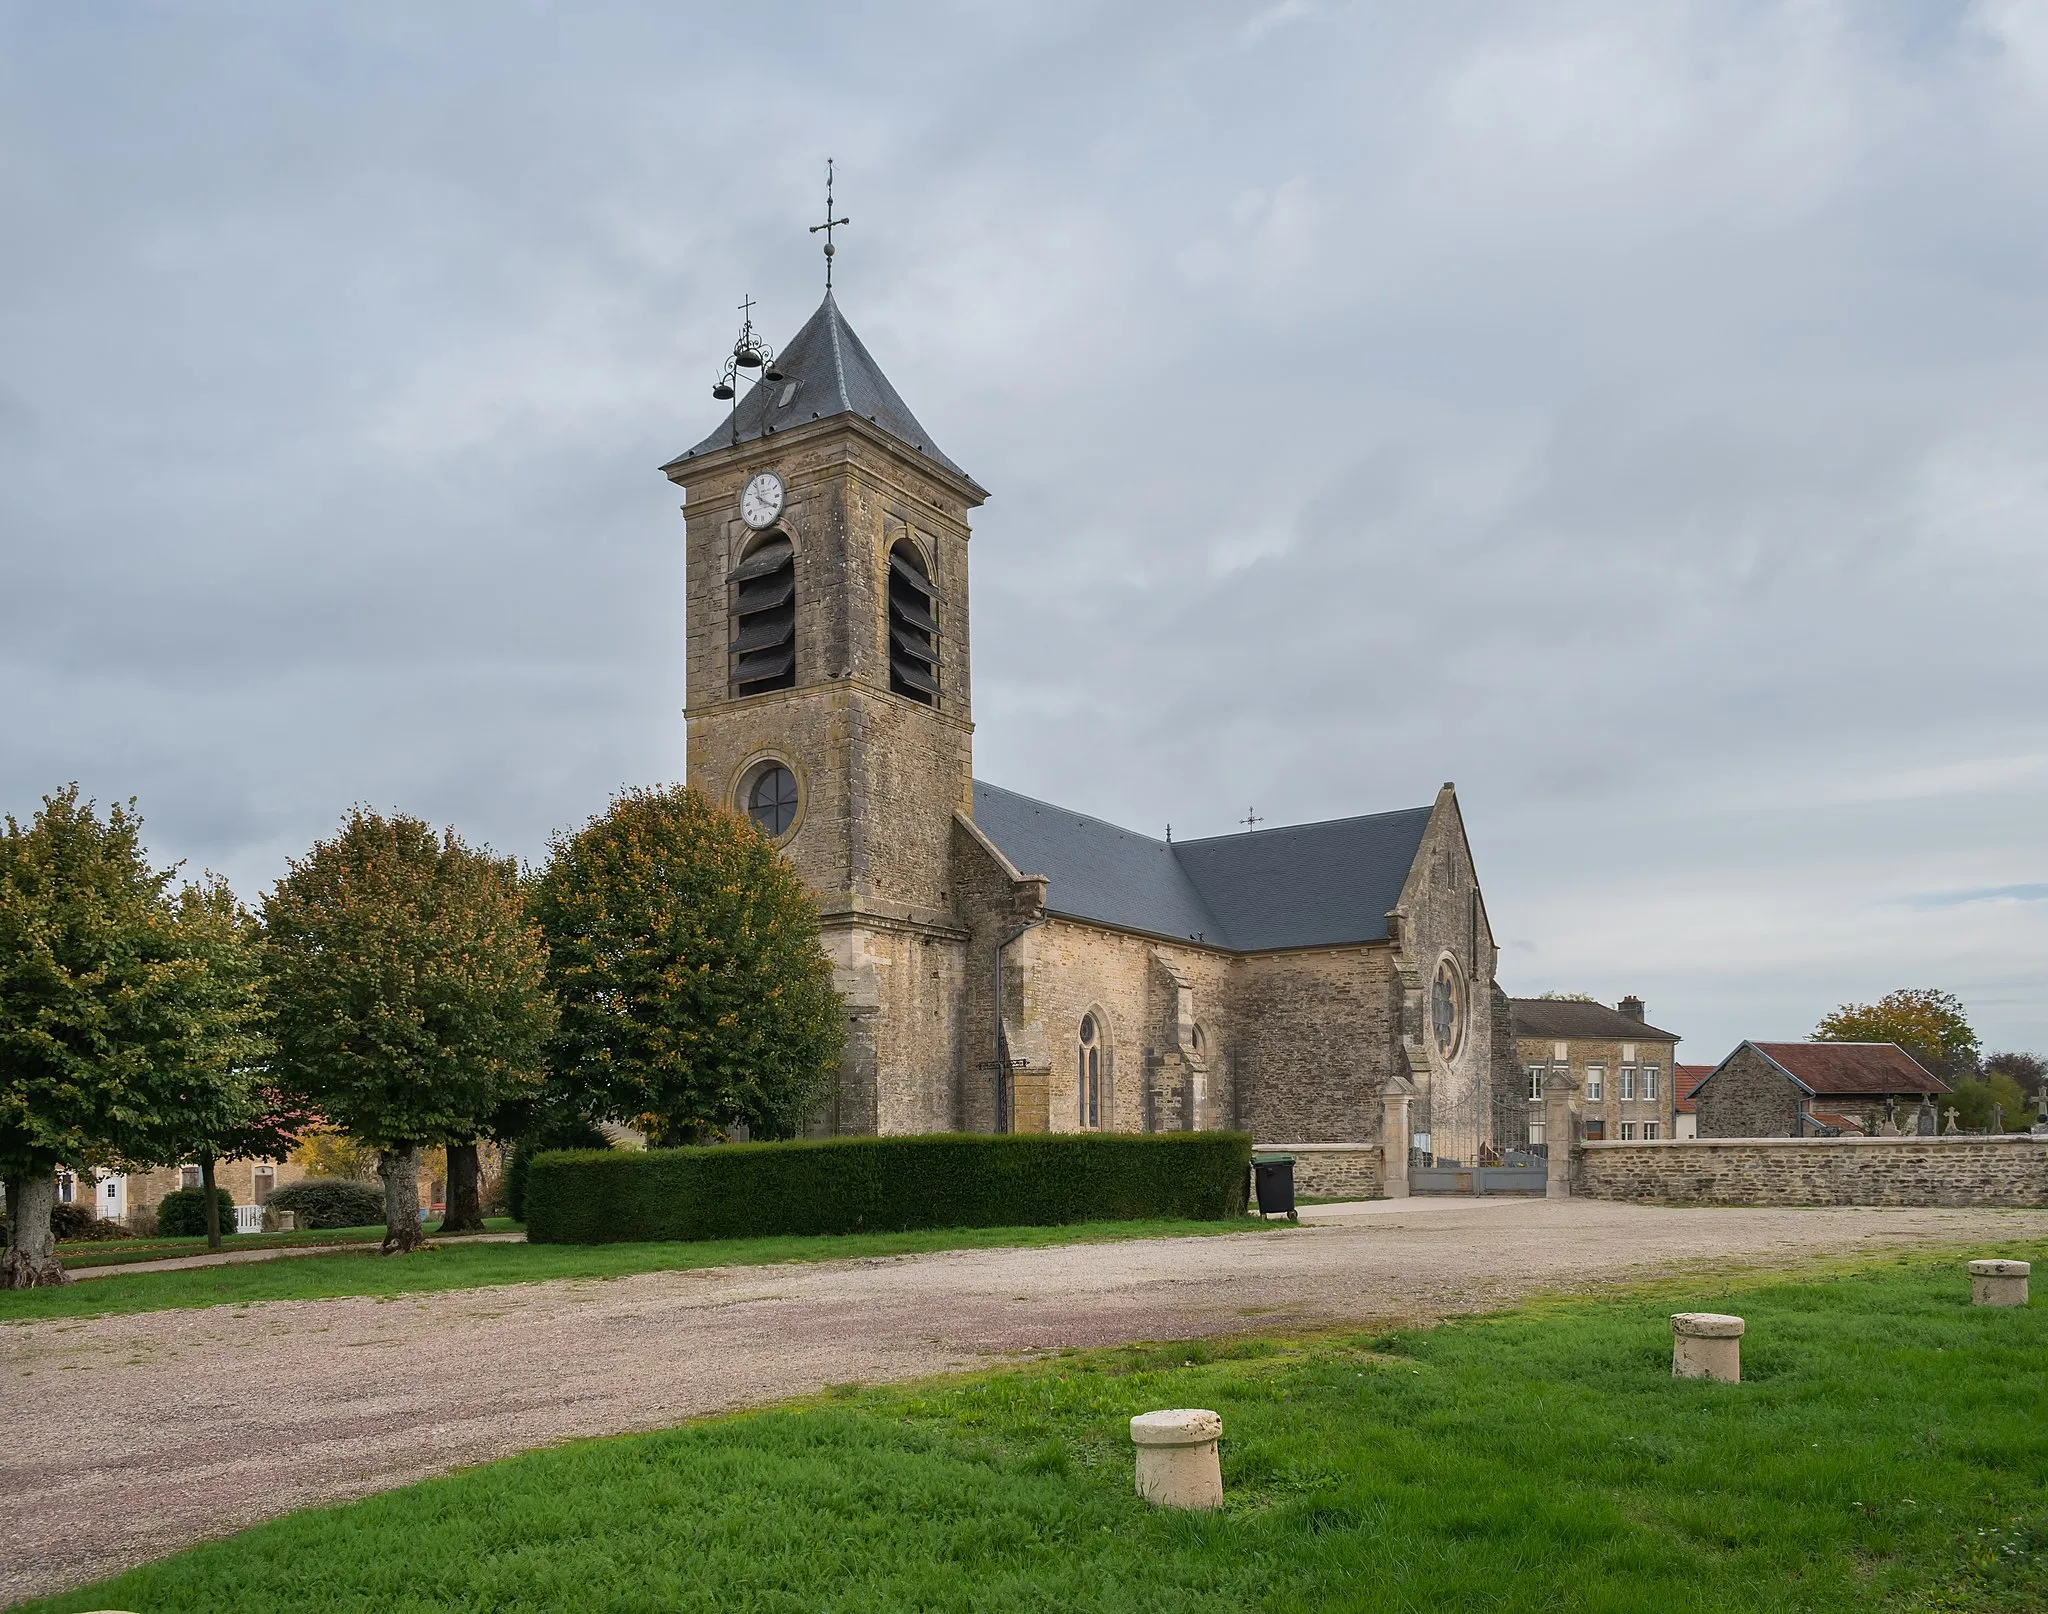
left=1077, top=1014, right=1101, bottom=1129
left=1619, top=1122, right=1638, bottom=1141
left=1584, top=1064, right=1604, bottom=1101
left=1618, top=1067, right=1636, bottom=1101
left=887, top=541, right=940, bottom=705
left=1528, top=1117, right=1546, bottom=1146
left=1641, top=1065, right=1659, bottom=1102
left=253, top=1166, right=276, bottom=1205
left=1584, top=1119, right=1606, bottom=1141
left=730, top=533, right=796, bottom=695
left=181, top=1165, right=201, bottom=1190
left=1526, top=1065, right=1546, bottom=1102
left=1642, top=1122, right=1661, bottom=1141
left=56, top=1173, right=75, bottom=1204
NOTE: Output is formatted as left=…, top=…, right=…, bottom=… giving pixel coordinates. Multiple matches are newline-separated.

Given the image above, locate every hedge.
left=524, top=1132, right=1253, bottom=1245
left=265, top=1177, right=387, bottom=1229
left=154, top=1186, right=237, bottom=1237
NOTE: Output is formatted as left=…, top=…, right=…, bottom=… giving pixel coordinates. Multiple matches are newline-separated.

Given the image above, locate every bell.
left=711, top=381, right=735, bottom=401
left=734, top=345, right=763, bottom=369
left=764, top=365, right=786, bottom=383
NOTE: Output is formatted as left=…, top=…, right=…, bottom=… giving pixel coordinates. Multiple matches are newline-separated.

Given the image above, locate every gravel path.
left=7, top=1198, right=2044, bottom=1606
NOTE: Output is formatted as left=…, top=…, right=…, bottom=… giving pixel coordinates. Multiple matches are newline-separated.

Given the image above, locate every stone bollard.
left=1671, top=1313, right=1744, bottom=1382
left=1969, top=1259, right=2030, bottom=1307
left=1130, top=1409, right=1223, bottom=1510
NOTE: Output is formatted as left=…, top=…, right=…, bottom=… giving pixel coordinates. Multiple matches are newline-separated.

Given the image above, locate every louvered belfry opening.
left=730, top=533, right=796, bottom=696
left=887, top=541, right=939, bottom=705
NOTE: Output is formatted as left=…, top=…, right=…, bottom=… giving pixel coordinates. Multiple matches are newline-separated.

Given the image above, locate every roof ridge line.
left=823, top=292, right=853, bottom=414
left=1174, top=801, right=1433, bottom=849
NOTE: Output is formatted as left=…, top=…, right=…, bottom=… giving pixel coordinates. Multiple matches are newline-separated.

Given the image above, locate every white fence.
left=234, top=1204, right=267, bottom=1234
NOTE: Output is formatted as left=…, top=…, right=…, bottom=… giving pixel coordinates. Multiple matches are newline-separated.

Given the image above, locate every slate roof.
left=970, top=781, right=1433, bottom=952
left=1744, top=1041, right=1947, bottom=1097
left=664, top=292, right=975, bottom=485
left=1509, top=998, right=1681, bottom=1043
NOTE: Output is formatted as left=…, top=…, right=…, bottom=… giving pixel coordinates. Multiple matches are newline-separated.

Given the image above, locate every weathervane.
left=809, top=159, right=850, bottom=291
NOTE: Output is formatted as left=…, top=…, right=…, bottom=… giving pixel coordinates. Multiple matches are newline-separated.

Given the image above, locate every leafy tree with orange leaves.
left=1814, top=988, right=1979, bottom=1081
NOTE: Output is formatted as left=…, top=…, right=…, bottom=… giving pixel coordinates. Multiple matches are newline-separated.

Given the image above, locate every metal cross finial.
left=1241, top=807, right=1263, bottom=832
left=738, top=293, right=756, bottom=324
left=808, top=159, right=850, bottom=291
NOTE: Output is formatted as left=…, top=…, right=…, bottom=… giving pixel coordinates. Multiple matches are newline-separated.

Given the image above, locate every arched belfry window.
left=1077, top=1013, right=1101, bottom=1130
left=887, top=540, right=939, bottom=705
left=730, top=533, right=796, bottom=696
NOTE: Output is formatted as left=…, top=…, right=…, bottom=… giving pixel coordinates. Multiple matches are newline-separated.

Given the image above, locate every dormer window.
left=730, top=534, right=795, bottom=696
left=887, top=540, right=939, bottom=705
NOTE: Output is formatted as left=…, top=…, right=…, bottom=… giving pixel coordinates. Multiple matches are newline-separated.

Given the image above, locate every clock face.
left=739, top=471, right=785, bottom=531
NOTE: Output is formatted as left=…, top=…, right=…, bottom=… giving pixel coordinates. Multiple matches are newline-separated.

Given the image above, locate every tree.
left=138, top=877, right=314, bottom=1251
left=1984, top=1051, right=2047, bottom=1105
left=1814, top=988, right=1980, bottom=1082
left=0, top=788, right=201, bottom=1287
left=531, top=785, right=844, bottom=1145
left=262, top=809, right=555, bottom=1254
left=1943, top=1070, right=2034, bottom=1134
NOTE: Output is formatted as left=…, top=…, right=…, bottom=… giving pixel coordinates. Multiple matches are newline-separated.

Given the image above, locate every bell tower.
left=661, top=291, right=987, bottom=1134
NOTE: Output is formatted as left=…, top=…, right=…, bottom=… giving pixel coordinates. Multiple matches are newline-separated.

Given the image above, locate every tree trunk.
left=0, top=1172, right=71, bottom=1288
left=439, top=1140, right=484, bottom=1233
left=200, top=1150, right=223, bottom=1252
left=378, top=1146, right=424, bottom=1255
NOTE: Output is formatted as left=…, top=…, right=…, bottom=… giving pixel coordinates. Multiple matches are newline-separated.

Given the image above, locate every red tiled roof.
left=1751, top=1041, right=1947, bottom=1096
left=1808, top=1111, right=1865, bottom=1134
left=1673, top=1064, right=1714, bottom=1114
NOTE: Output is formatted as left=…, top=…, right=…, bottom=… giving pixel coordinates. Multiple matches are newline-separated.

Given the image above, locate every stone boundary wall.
left=1256, top=1143, right=1384, bottom=1200
left=1576, top=1135, right=2048, bottom=1208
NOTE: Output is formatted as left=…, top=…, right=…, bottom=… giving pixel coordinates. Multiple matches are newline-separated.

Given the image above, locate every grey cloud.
left=2, top=0, right=2044, bottom=1060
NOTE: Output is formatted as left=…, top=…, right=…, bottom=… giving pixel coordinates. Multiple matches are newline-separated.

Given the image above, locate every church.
left=662, top=284, right=1515, bottom=1182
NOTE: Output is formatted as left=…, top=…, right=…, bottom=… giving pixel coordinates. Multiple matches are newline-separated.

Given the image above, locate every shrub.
left=525, top=1132, right=1253, bottom=1245
left=507, top=1120, right=613, bottom=1222
left=57, top=1210, right=133, bottom=1242
left=154, top=1186, right=237, bottom=1237
left=265, top=1177, right=387, bottom=1229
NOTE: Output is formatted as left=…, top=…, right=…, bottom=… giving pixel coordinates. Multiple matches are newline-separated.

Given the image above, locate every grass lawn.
left=55, top=1217, right=522, bottom=1269
left=27, top=1246, right=2048, bottom=1612
left=0, top=1217, right=1280, bottom=1323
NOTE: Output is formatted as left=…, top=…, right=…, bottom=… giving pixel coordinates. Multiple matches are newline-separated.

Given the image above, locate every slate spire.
left=665, top=293, right=974, bottom=486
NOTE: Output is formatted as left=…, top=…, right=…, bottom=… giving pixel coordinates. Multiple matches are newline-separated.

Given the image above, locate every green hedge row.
left=524, top=1132, right=1253, bottom=1244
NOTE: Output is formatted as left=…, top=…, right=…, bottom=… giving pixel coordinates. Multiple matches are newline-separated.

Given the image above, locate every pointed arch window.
left=887, top=541, right=939, bottom=705
left=1077, top=1013, right=1101, bottom=1130
left=730, top=533, right=796, bottom=696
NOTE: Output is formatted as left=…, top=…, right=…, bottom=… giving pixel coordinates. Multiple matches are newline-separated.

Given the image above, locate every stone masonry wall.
left=1576, top=1137, right=2048, bottom=1207
left=1234, top=947, right=1397, bottom=1144
left=1388, top=789, right=1497, bottom=1163
left=1692, top=1044, right=1804, bottom=1138
left=1255, top=1143, right=1384, bottom=1200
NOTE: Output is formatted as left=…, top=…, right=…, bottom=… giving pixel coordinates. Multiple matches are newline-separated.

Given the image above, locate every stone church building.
left=663, top=290, right=1513, bottom=1171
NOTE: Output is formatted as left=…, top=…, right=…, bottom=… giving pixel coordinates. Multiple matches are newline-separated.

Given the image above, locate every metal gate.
left=1410, top=1147, right=1547, bottom=1196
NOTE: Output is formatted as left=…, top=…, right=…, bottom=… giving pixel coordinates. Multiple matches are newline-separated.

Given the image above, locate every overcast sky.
left=4, top=1, right=2045, bottom=1062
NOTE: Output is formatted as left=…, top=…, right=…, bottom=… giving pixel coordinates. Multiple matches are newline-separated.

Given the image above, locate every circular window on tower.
left=740, top=762, right=799, bottom=840
left=1430, top=955, right=1466, bottom=1062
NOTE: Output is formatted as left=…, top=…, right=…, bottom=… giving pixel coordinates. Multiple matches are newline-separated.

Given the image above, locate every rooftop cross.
left=1240, top=807, right=1263, bottom=832
left=808, top=159, right=850, bottom=291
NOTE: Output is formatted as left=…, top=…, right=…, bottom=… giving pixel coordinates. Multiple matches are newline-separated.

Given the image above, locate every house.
left=1691, top=1041, right=1948, bottom=1138
left=1673, top=1064, right=1714, bottom=1139
left=1508, top=997, right=1681, bottom=1143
